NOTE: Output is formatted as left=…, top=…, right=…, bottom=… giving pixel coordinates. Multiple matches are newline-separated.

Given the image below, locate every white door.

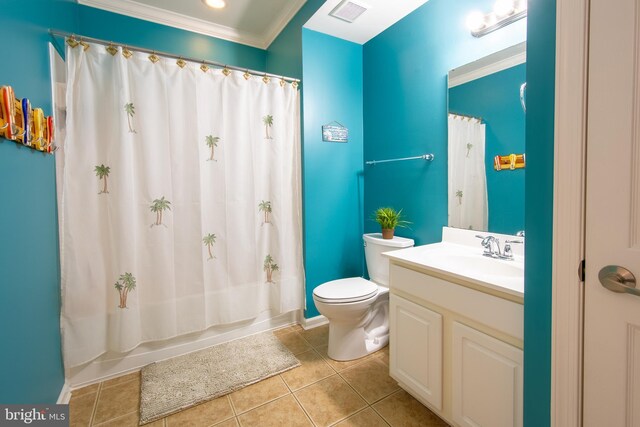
left=583, top=0, right=640, bottom=424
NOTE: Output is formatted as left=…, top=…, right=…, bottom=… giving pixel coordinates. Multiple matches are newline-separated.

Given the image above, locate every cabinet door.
left=390, top=294, right=443, bottom=410
left=452, top=322, right=523, bottom=427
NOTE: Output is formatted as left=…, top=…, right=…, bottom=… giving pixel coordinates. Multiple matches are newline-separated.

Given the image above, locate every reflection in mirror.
left=447, top=42, right=526, bottom=234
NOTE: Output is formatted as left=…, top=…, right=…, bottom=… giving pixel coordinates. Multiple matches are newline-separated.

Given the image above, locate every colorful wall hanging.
left=0, top=85, right=55, bottom=153
left=494, top=153, right=525, bottom=171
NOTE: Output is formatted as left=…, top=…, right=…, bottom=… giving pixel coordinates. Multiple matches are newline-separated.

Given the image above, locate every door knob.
left=599, top=265, right=639, bottom=296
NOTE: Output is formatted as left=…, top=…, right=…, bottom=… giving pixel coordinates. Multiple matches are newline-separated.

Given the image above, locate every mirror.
left=447, top=42, right=526, bottom=234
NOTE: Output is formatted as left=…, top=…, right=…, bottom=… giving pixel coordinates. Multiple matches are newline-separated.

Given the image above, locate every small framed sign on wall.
left=322, top=121, right=348, bottom=143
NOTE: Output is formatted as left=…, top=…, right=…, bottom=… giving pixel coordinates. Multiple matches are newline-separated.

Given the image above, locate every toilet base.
left=327, top=322, right=389, bottom=361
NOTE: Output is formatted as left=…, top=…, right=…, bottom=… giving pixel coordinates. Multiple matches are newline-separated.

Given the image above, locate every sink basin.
left=445, top=254, right=524, bottom=278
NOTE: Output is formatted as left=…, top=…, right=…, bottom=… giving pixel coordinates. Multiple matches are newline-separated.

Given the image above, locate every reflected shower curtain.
left=448, top=114, right=488, bottom=231
left=60, top=42, right=304, bottom=367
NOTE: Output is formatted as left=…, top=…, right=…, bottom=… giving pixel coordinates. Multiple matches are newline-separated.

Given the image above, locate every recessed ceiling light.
left=202, top=0, right=226, bottom=9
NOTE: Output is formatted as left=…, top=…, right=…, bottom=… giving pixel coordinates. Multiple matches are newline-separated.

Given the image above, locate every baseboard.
left=57, top=382, right=71, bottom=404
left=300, top=314, right=328, bottom=330
left=66, top=310, right=300, bottom=388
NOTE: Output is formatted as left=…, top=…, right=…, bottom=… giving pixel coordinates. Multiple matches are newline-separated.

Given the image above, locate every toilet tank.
left=363, top=233, right=414, bottom=286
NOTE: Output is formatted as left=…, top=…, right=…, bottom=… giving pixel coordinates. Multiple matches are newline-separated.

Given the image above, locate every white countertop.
left=384, top=227, right=524, bottom=299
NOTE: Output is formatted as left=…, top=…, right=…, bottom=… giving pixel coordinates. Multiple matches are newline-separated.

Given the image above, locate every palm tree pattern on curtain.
left=150, top=196, right=171, bottom=227
left=124, top=102, right=136, bottom=133
left=263, top=115, right=273, bottom=139
left=259, top=200, right=272, bottom=225
left=94, top=164, right=110, bottom=194
left=206, top=135, right=219, bottom=161
left=60, top=42, right=304, bottom=367
left=456, top=190, right=463, bottom=205
left=264, top=254, right=279, bottom=283
left=203, top=233, right=216, bottom=260
left=114, top=272, right=136, bottom=309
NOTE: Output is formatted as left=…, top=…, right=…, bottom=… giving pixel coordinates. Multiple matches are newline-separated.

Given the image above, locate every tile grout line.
left=332, top=353, right=395, bottom=426
left=226, top=394, right=238, bottom=416
left=369, top=389, right=403, bottom=427
left=228, top=381, right=290, bottom=417
left=90, top=377, right=142, bottom=425
left=337, top=357, right=401, bottom=405
left=92, top=410, right=139, bottom=427
left=88, top=381, right=103, bottom=426
left=289, top=389, right=318, bottom=427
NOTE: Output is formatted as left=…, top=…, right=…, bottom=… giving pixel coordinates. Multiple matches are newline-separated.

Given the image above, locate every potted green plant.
left=372, top=207, right=410, bottom=239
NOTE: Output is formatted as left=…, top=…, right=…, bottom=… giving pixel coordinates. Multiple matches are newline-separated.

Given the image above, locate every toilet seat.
left=313, top=277, right=378, bottom=304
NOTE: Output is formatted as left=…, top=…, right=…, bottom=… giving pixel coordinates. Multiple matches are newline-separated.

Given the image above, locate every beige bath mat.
left=139, top=332, right=300, bottom=424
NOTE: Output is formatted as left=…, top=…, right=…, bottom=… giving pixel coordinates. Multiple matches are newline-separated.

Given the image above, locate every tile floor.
left=69, top=324, right=449, bottom=427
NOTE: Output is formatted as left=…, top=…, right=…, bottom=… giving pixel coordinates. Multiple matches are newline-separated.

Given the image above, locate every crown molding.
left=78, top=0, right=305, bottom=50
left=263, top=1, right=307, bottom=48
left=448, top=42, right=526, bottom=88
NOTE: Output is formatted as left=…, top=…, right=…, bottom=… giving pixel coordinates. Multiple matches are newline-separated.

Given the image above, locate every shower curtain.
left=59, top=42, right=304, bottom=368
left=448, top=114, right=488, bottom=231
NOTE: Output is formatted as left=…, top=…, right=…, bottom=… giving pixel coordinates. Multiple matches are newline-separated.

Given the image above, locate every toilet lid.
left=313, top=277, right=378, bottom=304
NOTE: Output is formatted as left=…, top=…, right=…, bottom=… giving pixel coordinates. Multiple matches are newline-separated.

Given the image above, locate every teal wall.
left=362, top=0, right=526, bottom=246
left=449, top=63, right=526, bottom=234
left=0, top=0, right=77, bottom=404
left=524, top=0, right=556, bottom=425
left=363, top=0, right=556, bottom=424
left=301, top=29, right=364, bottom=318
left=75, top=5, right=266, bottom=71
left=267, top=1, right=363, bottom=318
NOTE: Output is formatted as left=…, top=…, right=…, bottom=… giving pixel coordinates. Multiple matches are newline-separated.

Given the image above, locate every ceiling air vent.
left=329, top=0, right=369, bottom=23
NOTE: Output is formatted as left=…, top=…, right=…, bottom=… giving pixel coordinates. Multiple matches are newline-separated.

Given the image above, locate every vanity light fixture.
left=467, top=0, right=527, bottom=38
left=202, top=0, right=226, bottom=9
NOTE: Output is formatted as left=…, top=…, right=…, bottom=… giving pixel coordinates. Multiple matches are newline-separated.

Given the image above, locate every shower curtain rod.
left=449, top=112, right=483, bottom=122
left=48, top=30, right=301, bottom=83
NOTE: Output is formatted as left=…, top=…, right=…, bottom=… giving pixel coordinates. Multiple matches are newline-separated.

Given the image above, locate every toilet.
left=312, top=233, right=414, bottom=361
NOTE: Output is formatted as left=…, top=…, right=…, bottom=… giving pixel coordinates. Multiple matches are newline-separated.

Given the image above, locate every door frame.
left=551, top=0, right=589, bottom=425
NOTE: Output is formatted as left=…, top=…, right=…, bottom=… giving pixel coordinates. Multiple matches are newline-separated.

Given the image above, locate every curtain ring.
left=66, top=35, right=79, bottom=48
left=122, top=46, right=133, bottom=59
left=106, top=42, right=118, bottom=56
left=79, top=38, right=90, bottom=51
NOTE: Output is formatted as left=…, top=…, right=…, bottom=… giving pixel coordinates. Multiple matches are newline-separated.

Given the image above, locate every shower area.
left=52, top=36, right=304, bottom=385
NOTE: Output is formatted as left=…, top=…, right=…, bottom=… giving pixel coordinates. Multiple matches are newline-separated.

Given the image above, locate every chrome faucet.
left=476, top=235, right=523, bottom=260
left=476, top=235, right=502, bottom=258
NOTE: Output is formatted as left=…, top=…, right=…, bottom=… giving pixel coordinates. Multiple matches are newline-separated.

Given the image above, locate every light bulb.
left=485, top=13, right=498, bottom=27
left=203, top=0, right=226, bottom=9
left=514, top=0, right=528, bottom=12
left=466, top=11, right=486, bottom=32
left=493, top=0, right=515, bottom=17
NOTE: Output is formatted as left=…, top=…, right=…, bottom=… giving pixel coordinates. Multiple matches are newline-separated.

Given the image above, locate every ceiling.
left=78, top=0, right=430, bottom=49
left=77, top=0, right=307, bottom=49
left=305, top=0, right=429, bottom=45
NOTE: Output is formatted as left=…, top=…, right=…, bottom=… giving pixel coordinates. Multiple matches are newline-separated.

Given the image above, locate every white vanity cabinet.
left=452, top=322, right=522, bottom=427
left=388, top=262, right=523, bottom=427
left=389, top=294, right=443, bottom=410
